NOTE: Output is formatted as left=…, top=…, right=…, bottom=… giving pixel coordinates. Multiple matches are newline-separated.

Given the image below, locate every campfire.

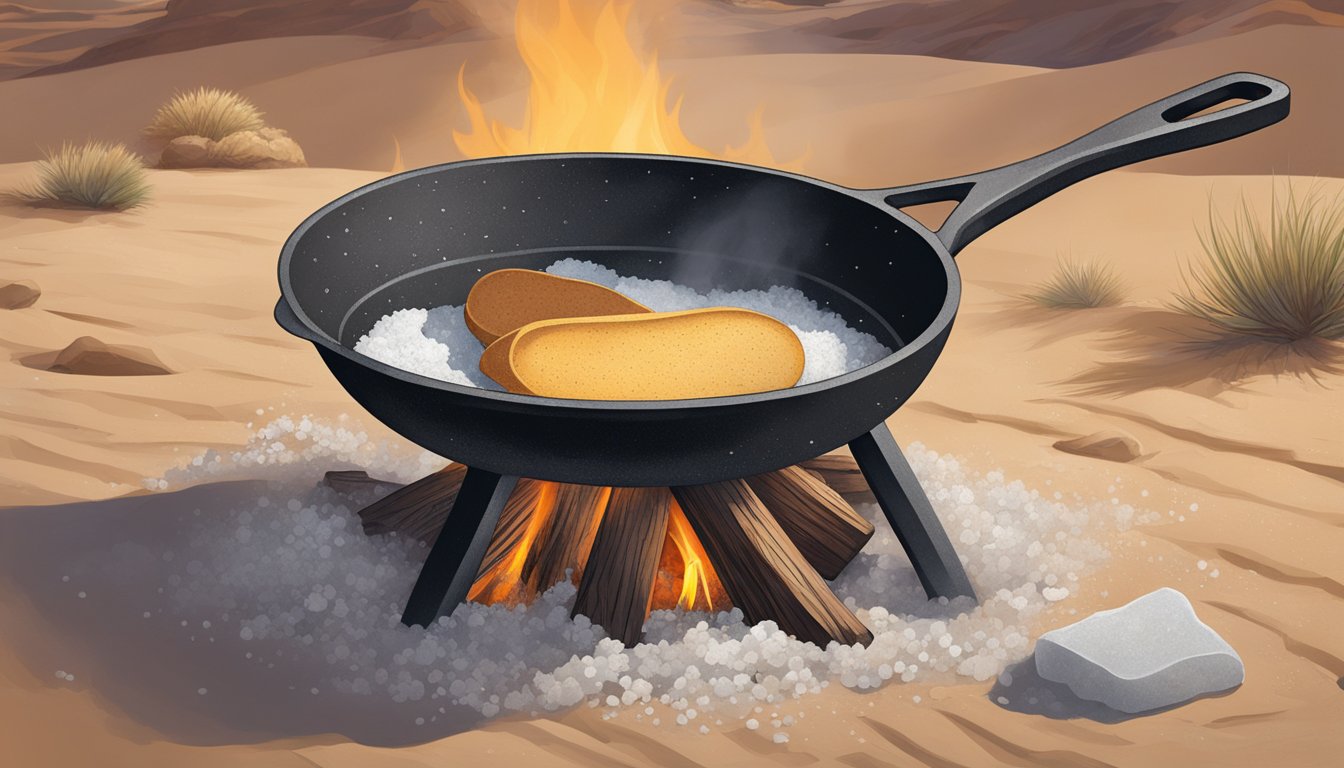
left=344, top=455, right=876, bottom=646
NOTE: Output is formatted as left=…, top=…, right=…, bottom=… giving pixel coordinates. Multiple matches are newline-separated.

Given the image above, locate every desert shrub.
left=21, top=142, right=149, bottom=210
left=1174, top=186, right=1344, bottom=343
left=1026, top=257, right=1125, bottom=309
left=144, top=87, right=264, bottom=142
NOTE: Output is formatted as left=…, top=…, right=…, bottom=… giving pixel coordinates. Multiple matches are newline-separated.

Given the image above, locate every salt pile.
left=120, top=415, right=1165, bottom=738
left=353, top=259, right=892, bottom=390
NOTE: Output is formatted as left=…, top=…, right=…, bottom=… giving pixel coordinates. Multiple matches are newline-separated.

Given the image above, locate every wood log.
left=801, top=453, right=872, bottom=498
left=521, top=484, right=611, bottom=592
left=474, top=478, right=545, bottom=580
left=355, top=464, right=468, bottom=542
left=671, top=480, right=873, bottom=647
left=571, top=487, right=672, bottom=644
left=745, top=466, right=874, bottom=580
left=323, top=470, right=403, bottom=496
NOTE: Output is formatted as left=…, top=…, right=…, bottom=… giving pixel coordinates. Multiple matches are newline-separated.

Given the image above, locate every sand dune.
left=8, top=0, right=1343, bottom=81
left=2, top=18, right=1340, bottom=177
left=767, top=0, right=1344, bottom=67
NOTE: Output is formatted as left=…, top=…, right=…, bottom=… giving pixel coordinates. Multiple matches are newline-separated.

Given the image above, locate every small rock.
left=0, top=279, right=40, bottom=309
left=210, top=127, right=306, bottom=169
left=1053, top=430, right=1141, bottom=463
left=47, top=336, right=172, bottom=376
left=1035, top=588, right=1243, bottom=713
left=159, top=135, right=213, bottom=168
left=159, top=128, right=306, bottom=169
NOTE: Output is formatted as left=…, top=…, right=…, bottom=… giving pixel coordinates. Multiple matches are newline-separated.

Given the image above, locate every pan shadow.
left=986, top=657, right=1238, bottom=723
left=1057, top=308, right=1344, bottom=396
left=0, top=482, right=486, bottom=748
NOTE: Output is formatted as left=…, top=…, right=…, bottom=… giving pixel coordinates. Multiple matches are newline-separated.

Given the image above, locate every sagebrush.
left=1174, top=186, right=1344, bottom=344
left=144, top=87, right=264, bottom=142
left=1026, top=258, right=1126, bottom=309
left=21, top=142, right=149, bottom=210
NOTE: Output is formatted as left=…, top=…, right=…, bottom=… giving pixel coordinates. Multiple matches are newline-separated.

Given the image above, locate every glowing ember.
left=454, top=0, right=781, bottom=163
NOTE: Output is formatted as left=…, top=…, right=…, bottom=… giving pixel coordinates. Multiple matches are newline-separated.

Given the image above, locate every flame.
left=469, top=483, right=728, bottom=614
left=467, top=480, right=559, bottom=604
left=454, top=0, right=783, bottom=163
left=665, top=500, right=717, bottom=611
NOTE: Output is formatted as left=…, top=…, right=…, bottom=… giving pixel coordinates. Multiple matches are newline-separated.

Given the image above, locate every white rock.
left=1034, top=588, right=1243, bottom=713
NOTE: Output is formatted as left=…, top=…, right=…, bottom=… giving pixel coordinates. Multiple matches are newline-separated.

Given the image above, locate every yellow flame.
left=389, top=136, right=405, bottom=173
left=667, top=500, right=715, bottom=611
left=467, top=480, right=559, bottom=603
left=454, top=0, right=781, bottom=163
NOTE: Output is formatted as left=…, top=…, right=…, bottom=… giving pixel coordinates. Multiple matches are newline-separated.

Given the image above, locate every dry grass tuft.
left=144, top=87, right=264, bottom=142
left=19, top=142, right=149, bottom=210
left=1174, top=185, right=1344, bottom=344
left=1025, top=258, right=1126, bottom=309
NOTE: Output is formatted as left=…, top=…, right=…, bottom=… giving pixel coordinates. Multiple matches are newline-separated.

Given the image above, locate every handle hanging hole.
left=1161, top=81, right=1272, bottom=123
left=882, top=180, right=974, bottom=230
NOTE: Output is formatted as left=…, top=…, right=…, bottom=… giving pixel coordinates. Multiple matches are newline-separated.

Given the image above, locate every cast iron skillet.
left=276, top=72, right=1288, bottom=488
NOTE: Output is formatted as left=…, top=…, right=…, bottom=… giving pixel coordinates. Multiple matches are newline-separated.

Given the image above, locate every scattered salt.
left=117, top=415, right=1137, bottom=730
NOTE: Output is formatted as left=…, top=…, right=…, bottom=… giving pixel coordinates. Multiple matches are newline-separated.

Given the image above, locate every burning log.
left=671, top=480, right=873, bottom=647
left=473, top=478, right=545, bottom=581
left=745, top=466, right=874, bottom=580
left=800, top=453, right=872, bottom=498
left=521, top=483, right=611, bottom=592
left=572, top=487, right=672, bottom=644
left=355, top=464, right=467, bottom=541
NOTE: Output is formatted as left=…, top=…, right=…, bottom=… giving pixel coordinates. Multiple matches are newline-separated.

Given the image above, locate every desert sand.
left=2, top=2, right=1342, bottom=766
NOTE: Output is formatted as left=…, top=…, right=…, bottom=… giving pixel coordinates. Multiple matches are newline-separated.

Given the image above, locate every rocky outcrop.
left=46, top=336, right=172, bottom=376
left=0, top=279, right=40, bottom=309
left=159, top=128, right=306, bottom=169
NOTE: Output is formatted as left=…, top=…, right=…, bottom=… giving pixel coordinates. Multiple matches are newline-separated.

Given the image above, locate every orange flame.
left=454, top=0, right=783, bottom=163
left=665, top=500, right=717, bottom=611
left=469, top=483, right=728, bottom=614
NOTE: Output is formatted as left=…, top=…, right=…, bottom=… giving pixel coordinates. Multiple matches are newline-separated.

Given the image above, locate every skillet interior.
left=283, top=154, right=951, bottom=369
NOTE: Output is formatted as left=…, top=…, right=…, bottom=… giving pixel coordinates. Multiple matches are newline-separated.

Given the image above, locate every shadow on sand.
left=0, top=482, right=484, bottom=748
left=1054, top=308, right=1344, bottom=396
left=987, top=657, right=1238, bottom=723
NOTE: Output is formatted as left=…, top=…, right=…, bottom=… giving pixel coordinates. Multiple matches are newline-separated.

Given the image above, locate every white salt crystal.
left=355, top=259, right=892, bottom=390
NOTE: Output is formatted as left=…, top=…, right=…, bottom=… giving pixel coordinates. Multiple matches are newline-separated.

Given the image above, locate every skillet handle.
left=867, top=72, right=1289, bottom=256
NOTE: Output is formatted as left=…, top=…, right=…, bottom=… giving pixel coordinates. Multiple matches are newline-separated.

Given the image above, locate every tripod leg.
left=848, top=424, right=976, bottom=601
left=401, top=468, right=519, bottom=627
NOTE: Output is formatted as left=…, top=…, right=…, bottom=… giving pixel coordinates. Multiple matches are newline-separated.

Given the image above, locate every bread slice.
left=465, top=268, right=650, bottom=345
left=483, top=308, right=804, bottom=400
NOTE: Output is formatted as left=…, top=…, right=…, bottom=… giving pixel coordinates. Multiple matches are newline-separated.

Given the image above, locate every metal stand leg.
left=848, top=424, right=977, bottom=601
left=401, top=468, right=519, bottom=627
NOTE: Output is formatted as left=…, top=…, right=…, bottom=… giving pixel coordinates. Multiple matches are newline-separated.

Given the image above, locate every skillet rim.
left=276, top=152, right=961, bottom=413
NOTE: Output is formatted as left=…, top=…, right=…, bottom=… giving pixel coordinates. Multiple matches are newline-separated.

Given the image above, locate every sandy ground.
left=2, top=15, right=1343, bottom=768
